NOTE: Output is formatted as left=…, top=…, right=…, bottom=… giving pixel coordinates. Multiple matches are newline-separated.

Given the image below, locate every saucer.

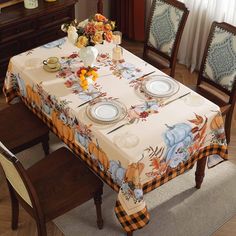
left=43, top=63, right=61, bottom=72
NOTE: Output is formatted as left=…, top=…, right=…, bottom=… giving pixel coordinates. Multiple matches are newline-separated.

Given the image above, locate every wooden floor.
left=0, top=40, right=236, bottom=236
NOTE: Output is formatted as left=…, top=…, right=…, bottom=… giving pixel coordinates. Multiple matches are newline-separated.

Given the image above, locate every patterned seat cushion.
left=203, top=26, right=236, bottom=92
left=148, top=0, right=184, bottom=57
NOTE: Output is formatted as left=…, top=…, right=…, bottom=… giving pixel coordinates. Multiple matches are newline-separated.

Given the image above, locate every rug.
left=17, top=133, right=236, bottom=236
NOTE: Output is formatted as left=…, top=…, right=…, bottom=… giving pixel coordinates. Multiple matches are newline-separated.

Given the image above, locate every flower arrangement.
left=61, top=13, right=115, bottom=48
left=76, top=67, right=98, bottom=90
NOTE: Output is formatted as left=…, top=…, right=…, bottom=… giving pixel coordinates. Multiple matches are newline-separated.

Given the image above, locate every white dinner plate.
left=141, top=75, right=180, bottom=98
left=86, top=99, right=127, bottom=124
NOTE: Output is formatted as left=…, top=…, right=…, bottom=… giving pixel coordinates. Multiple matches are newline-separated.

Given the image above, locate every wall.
left=75, top=0, right=111, bottom=21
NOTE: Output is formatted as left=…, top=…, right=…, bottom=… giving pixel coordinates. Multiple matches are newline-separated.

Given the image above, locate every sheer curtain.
left=146, top=0, right=236, bottom=71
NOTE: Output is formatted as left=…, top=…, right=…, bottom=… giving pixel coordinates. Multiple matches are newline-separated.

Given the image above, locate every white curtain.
left=146, top=0, right=236, bottom=71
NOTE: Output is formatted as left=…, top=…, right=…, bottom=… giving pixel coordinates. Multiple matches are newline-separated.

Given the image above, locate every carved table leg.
left=195, top=157, right=207, bottom=189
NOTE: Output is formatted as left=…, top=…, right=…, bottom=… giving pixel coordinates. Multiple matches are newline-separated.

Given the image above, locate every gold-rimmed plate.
left=86, top=99, right=127, bottom=124
left=141, top=75, right=180, bottom=98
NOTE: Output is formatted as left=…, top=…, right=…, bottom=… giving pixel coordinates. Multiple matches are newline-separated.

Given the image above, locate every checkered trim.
left=143, top=145, right=228, bottom=194
left=2, top=84, right=18, bottom=103
left=115, top=200, right=150, bottom=232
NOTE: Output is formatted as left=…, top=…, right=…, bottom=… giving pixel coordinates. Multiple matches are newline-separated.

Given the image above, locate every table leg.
left=195, top=157, right=207, bottom=189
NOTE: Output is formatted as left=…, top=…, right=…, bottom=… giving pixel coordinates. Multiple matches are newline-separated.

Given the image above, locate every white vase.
left=79, top=46, right=98, bottom=67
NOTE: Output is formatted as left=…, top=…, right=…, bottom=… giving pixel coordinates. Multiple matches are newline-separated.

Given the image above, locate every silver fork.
left=107, top=118, right=136, bottom=134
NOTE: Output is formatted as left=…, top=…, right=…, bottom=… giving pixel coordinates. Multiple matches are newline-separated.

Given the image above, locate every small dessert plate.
left=43, top=63, right=61, bottom=72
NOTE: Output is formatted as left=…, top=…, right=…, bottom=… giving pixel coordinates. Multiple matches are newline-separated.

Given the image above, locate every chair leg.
left=94, top=189, right=103, bottom=229
left=195, top=157, right=207, bottom=189
left=224, top=111, right=233, bottom=144
left=7, top=182, right=19, bottom=230
left=36, top=219, right=47, bottom=236
left=41, top=133, right=50, bottom=155
left=170, top=63, right=176, bottom=78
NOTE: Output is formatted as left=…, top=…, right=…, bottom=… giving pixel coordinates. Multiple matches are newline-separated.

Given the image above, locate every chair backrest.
left=198, top=21, right=236, bottom=103
left=0, top=142, right=33, bottom=207
left=145, top=0, right=189, bottom=60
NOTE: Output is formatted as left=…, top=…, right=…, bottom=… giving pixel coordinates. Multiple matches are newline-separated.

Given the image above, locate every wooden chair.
left=191, top=21, right=236, bottom=143
left=0, top=102, right=49, bottom=155
left=143, top=0, right=189, bottom=77
left=0, top=143, right=104, bottom=236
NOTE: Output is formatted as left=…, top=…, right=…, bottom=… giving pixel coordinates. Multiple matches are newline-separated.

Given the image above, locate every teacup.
left=43, top=57, right=60, bottom=69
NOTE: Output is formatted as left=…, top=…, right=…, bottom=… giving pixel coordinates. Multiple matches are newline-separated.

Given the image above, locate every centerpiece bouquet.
left=61, top=14, right=115, bottom=90
left=61, top=13, right=116, bottom=48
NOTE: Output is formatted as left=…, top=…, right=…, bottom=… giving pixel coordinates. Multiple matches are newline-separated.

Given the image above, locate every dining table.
left=3, top=38, right=228, bottom=235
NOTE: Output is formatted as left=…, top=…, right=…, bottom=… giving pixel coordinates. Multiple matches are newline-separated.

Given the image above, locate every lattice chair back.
left=0, top=142, right=32, bottom=207
left=144, top=0, right=189, bottom=77
left=147, top=0, right=187, bottom=57
left=200, top=22, right=236, bottom=93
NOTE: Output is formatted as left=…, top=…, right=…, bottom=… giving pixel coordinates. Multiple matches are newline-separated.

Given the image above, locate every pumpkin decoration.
left=125, top=163, right=144, bottom=187
left=164, top=123, right=193, bottom=168
left=51, top=110, right=74, bottom=142
left=76, top=132, right=89, bottom=148
left=88, top=141, right=109, bottom=171
left=164, top=123, right=193, bottom=147
left=26, top=85, right=41, bottom=108
left=108, top=160, right=126, bottom=186
left=210, top=113, right=224, bottom=130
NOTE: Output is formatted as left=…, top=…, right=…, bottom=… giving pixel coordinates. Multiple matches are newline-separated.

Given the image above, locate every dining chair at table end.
left=190, top=21, right=236, bottom=144
left=143, top=0, right=189, bottom=78
left=0, top=102, right=50, bottom=155
left=0, top=143, right=104, bottom=236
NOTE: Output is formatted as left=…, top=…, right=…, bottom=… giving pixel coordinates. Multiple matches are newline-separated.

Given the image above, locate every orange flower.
left=76, top=36, right=88, bottom=48
left=104, top=31, right=113, bottom=43
left=104, top=23, right=112, bottom=31
left=84, top=22, right=96, bottom=35
left=80, top=79, right=88, bottom=86
left=95, top=13, right=107, bottom=22
left=91, top=32, right=103, bottom=44
left=80, top=75, right=86, bottom=81
left=77, top=67, right=98, bottom=90
left=95, top=22, right=104, bottom=31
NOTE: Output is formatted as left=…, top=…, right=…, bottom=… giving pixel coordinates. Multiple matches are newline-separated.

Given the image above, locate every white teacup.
left=43, top=57, right=60, bottom=69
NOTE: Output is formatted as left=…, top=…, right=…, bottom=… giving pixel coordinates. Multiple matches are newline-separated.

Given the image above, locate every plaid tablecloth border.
left=143, top=144, right=228, bottom=194
left=115, top=200, right=150, bottom=232
left=2, top=84, right=17, bottom=104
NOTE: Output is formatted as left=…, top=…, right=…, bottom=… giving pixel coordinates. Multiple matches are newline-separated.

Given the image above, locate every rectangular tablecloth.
left=3, top=38, right=228, bottom=233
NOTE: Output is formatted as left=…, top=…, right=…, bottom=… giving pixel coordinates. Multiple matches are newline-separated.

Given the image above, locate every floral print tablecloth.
left=3, top=38, right=228, bottom=233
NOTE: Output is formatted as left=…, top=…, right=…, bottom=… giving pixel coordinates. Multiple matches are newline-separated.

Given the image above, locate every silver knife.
left=163, top=92, right=191, bottom=106
left=77, top=93, right=103, bottom=108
